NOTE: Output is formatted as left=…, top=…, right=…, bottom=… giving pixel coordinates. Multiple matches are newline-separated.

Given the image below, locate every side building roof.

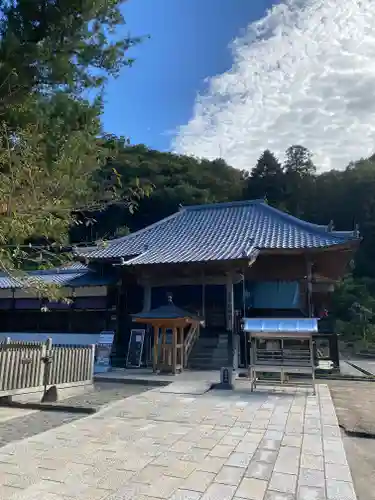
left=0, top=263, right=118, bottom=290
left=76, top=199, right=359, bottom=266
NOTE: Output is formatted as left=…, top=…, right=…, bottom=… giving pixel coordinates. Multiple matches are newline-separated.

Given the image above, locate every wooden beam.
left=172, top=327, right=177, bottom=375
left=179, top=327, right=184, bottom=369
left=153, top=325, right=158, bottom=372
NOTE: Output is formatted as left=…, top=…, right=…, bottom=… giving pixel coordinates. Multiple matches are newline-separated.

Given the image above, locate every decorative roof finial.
left=167, top=292, right=173, bottom=304
left=327, top=220, right=334, bottom=232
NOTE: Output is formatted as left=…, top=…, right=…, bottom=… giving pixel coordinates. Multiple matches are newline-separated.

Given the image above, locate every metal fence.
left=0, top=338, right=95, bottom=396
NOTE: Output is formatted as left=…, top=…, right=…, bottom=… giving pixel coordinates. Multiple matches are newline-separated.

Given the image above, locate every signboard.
left=317, top=360, right=334, bottom=370
left=94, top=331, right=115, bottom=374
left=126, top=329, right=146, bottom=368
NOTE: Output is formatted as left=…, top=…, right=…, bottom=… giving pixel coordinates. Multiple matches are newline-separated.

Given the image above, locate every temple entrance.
left=203, top=284, right=226, bottom=333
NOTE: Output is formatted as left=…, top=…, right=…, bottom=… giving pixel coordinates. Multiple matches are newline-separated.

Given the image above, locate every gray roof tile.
left=0, top=264, right=117, bottom=289
left=78, top=200, right=358, bottom=264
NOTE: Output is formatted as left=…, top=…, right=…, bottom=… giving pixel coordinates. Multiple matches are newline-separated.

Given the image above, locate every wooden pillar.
left=153, top=325, right=158, bottom=372
left=226, top=273, right=234, bottom=332
left=226, top=273, right=236, bottom=370
left=306, top=259, right=313, bottom=317
left=161, top=327, right=166, bottom=366
left=201, top=271, right=206, bottom=320
left=172, top=327, right=177, bottom=374
left=179, top=327, right=184, bottom=369
left=142, top=283, right=151, bottom=312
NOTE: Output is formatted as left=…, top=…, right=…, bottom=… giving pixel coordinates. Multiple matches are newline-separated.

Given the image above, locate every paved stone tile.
left=322, top=426, right=341, bottom=438
left=245, top=461, right=274, bottom=481
left=227, top=428, right=248, bottom=437
left=220, top=436, right=242, bottom=447
left=235, top=441, right=258, bottom=454
left=250, top=421, right=269, bottom=431
left=200, top=483, right=237, bottom=500
left=197, top=457, right=226, bottom=474
left=326, top=479, right=357, bottom=500
left=170, top=489, right=202, bottom=500
left=0, top=384, right=357, bottom=500
left=300, top=454, right=323, bottom=470
left=325, top=463, right=352, bottom=482
left=236, top=477, right=268, bottom=499
left=215, top=465, right=245, bottom=486
left=274, top=447, right=300, bottom=475
left=136, top=474, right=182, bottom=498
left=100, top=482, right=151, bottom=500
left=133, top=464, right=168, bottom=483
left=183, top=471, right=215, bottom=492
left=301, top=436, right=323, bottom=456
left=172, top=441, right=195, bottom=453
left=264, top=429, right=284, bottom=438
left=180, top=448, right=209, bottom=463
left=195, top=438, right=218, bottom=450
left=243, top=432, right=264, bottom=443
left=269, top=471, right=297, bottom=494
left=209, top=445, right=234, bottom=458
left=0, top=484, right=26, bottom=500
left=265, top=492, right=295, bottom=500
left=299, top=469, right=325, bottom=488
left=226, top=452, right=253, bottom=468
left=259, top=439, right=281, bottom=451
left=164, top=461, right=198, bottom=479
left=282, top=435, right=302, bottom=448
left=252, top=449, right=278, bottom=465
left=297, top=486, right=326, bottom=500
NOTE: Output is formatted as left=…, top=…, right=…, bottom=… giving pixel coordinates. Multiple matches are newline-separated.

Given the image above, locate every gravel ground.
left=327, top=380, right=375, bottom=500
left=0, top=383, right=150, bottom=449
left=59, top=381, right=151, bottom=409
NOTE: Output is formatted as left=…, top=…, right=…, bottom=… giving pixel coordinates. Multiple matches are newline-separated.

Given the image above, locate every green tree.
left=0, top=0, right=144, bottom=282
left=74, top=145, right=244, bottom=240
left=244, top=149, right=285, bottom=207
left=283, top=145, right=316, bottom=216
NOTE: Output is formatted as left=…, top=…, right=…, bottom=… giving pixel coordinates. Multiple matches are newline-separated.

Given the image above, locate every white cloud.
left=172, top=0, right=375, bottom=172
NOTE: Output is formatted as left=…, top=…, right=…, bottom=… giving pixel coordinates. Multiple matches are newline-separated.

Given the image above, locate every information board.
left=126, top=329, right=146, bottom=368
left=94, top=331, right=115, bottom=374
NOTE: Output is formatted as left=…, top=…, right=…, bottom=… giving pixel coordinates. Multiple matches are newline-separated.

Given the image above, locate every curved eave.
left=260, top=239, right=360, bottom=255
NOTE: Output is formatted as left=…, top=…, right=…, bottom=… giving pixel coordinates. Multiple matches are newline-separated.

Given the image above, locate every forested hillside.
left=71, top=142, right=375, bottom=348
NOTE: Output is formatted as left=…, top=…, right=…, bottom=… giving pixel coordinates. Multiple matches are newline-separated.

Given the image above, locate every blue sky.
left=102, top=0, right=275, bottom=152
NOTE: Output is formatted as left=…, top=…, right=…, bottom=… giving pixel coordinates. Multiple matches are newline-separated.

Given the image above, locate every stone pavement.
left=0, top=384, right=357, bottom=500
left=0, top=408, right=36, bottom=424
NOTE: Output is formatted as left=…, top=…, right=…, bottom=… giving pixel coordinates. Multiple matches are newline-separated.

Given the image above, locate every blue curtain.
left=250, top=281, right=300, bottom=309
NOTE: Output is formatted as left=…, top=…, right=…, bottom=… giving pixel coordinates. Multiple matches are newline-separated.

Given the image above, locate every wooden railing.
left=0, top=338, right=95, bottom=396
left=254, top=349, right=311, bottom=366
left=46, top=344, right=95, bottom=385
left=184, top=323, right=200, bottom=367
left=0, top=339, right=45, bottom=393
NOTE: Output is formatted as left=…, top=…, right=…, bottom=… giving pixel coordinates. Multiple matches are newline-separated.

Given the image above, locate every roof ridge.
left=183, top=199, right=265, bottom=211
left=28, top=267, right=88, bottom=276
left=105, top=209, right=183, bottom=246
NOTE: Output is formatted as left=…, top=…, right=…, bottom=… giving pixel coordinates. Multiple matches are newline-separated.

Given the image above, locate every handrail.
left=184, top=323, right=199, bottom=367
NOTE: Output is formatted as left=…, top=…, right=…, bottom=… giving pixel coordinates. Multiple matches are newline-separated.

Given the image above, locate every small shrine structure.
left=132, top=294, right=202, bottom=374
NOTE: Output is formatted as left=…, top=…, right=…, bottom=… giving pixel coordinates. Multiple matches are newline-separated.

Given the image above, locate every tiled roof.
left=0, top=264, right=117, bottom=289
left=133, top=303, right=201, bottom=321
left=77, top=200, right=358, bottom=265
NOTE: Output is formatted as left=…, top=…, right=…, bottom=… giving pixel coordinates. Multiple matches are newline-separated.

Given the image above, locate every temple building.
left=76, top=199, right=359, bottom=370
left=0, top=263, right=118, bottom=345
